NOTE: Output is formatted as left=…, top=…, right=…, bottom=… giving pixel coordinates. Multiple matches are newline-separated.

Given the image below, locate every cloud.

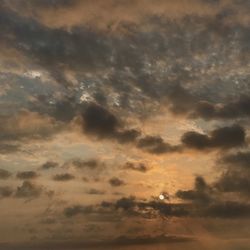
left=181, top=125, right=246, bottom=150
left=15, top=181, right=43, bottom=199
left=110, top=234, right=194, bottom=246
left=63, top=195, right=190, bottom=221
left=16, top=171, right=38, bottom=180
left=205, top=201, right=250, bottom=218
left=219, top=151, right=250, bottom=169
left=0, top=144, right=20, bottom=154
left=215, top=151, right=250, bottom=195
left=64, top=205, right=93, bottom=217
left=72, top=159, right=100, bottom=169
left=215, top=171, right=250, bottom=194
left=104, top=196, right=190, bottom=218
left=109, top=177, right=126, bottom=187
left=85, top=188, right=106, bottom=195
left=0, top=186, right=13, bottom=198
left=192, top=96, right=250, bottom=120
left=176, top=176, right=213, bottom=204
left=0, top=110, right=62, bottom=142
left=123, top=162, right=150, bottom=173
left=53, top=173, right=75, bottom=181
left=0, top=169, right=12, bottom=179
left=40, top=161, right=59, bottom=170
left=137, top=135, right=179, bottom=154
left=81, top=103, right=141, bottom=145
left=82, top=103, right=129, bottom=138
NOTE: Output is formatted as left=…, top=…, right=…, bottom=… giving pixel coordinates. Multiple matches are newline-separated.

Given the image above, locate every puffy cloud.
left=40, top=161, right=59, bottom=170
left=181, top=125, right=246, bottom=150
left=219, top=151, right=250, bottom=169
left=137, top=135, right=179, bottom=154
left=215, top=171, right=250, bottom=194
left=204, top=201, right=250, bottom=218
left=0, top=186, right=13, bottom=198
left=15, top=181, right=43, bottom=199
left=72, top=159, right=101, bottom=170
left=176, top=176, right=213, bottom=204
left=109, top=177, right=126, bottom=187
left=0, top=169, right=12, bottom=179
left=64, top=205, right=93, bottom=217
left=81, top=103, right=140, bottom=142
left=191, top=96, right=250, bottom=120
left=123, top=162, right=150, bottom=173
left=53, top=173, right=75, bottom=181
left=16, top=171, right=39, bottom=180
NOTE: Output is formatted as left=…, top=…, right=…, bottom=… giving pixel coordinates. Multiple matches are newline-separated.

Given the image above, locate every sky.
left=0, top=0, right=250, bottom=249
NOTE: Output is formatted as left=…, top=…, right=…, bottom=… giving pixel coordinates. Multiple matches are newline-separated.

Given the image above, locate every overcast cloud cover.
left=0, top=0, right=250, bottom=249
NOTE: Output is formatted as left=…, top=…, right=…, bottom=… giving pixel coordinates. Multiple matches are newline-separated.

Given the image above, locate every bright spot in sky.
left=159, top=194, right=165, bottom=200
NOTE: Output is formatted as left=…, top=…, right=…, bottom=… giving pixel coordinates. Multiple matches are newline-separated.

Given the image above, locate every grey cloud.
left=205, top=201, right=250, bottom=218
left=176, top=176, right=213, bottom=205
left=0, top=186, right=13, bottom=198
left=72, top=159, right=100, bottom=169
left=64, top=205, right=93, bottom=217
left=219, top=151, right=250, bottom=169
left=41, top=161, right=59, bottom=170
left=109, top=177, right=126, bottom=187
left=137, top=135, right=180, bottom=154
left=15, top=181, right=43, bottom=199
left=85, top=188, right=106, bottom=195
left=81, top=103, right=140, bottom=142
left=0, top=169, right=12, bottom=179
left=181, top=125, right=246, bottom=150
left=16, top=171, right=38, bottom=180
left=123, top=162, right=150, bottom=173
left=53, top=173, right=75, bottom=181
left=215, top=171, right=250, bottom=194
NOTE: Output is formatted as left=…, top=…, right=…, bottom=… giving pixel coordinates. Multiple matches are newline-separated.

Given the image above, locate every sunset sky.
left=0, top=0, right=250, bottom=249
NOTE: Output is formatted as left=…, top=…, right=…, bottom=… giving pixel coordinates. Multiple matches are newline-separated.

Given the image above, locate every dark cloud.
left=215, top=151, right=250, bottom=195
left=41, top=161, right=59, bottom=170
left=205, top=201, right=250, bottom=218
left=64, top=205, right=93, bottom=217
left=0, top=169, right=12, bottom=179
left=167, top=84, right=197, bottom=115
left=181, top=125, right=246, bottom=150
left=137, top=135, right=179, bottom=154
left=176, top=176, right=213, bottom=204
left=0, top=144, right=20, bottom=154
left=52, top=96, right=77, bottom=122
left=190, top=96, right=250, bottom=120
left=0, top=234, right=195, bottom=249
left=15, top=181, right=42, bottom=199
left=64, top=196, right=190, bottom=221
left=116, top=129, right=141, bottom=144
left=72, top=159, right=100, bottom=169
left=219, top=151, right=250, bottom=169
left=177, top=173, right=250, bottom=218
left=3, top=0, right=77, bottom=11
left=82, top=103, right=140, bottom=142
left=123, top=162, right=150, bottom=173
left=16, top=171, right=38, bottom=180
left=101, top=196, right=190, bottom=218
left=0, top=186, right=13, bottom=198
left=110, top=234, right=194, bottom=246
left=109, top=177, right=126, bottom=187
left=215, top=171, right=250, bottom=194
left=85, top=188, right=106, bottom=195
left=53, top=173, right=75, bottom=181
